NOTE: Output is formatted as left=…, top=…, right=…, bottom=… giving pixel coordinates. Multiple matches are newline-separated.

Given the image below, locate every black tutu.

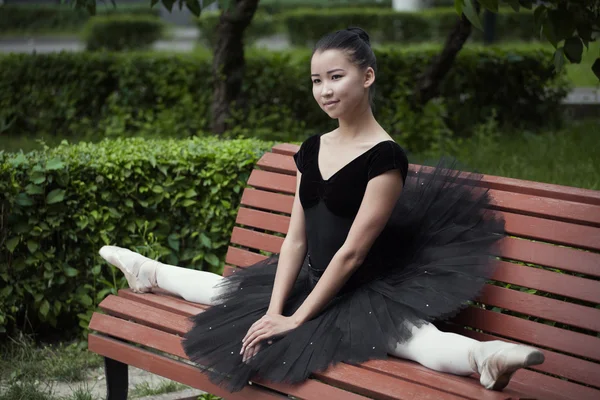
left=182, top=157, right=505, bottom=392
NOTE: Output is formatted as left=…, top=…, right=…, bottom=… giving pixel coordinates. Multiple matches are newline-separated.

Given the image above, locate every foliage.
left=456, top=0, right=600, bottom=80
left=0, top=3, right=159, bottom=34
left=283, top=6, right=539, bottom=46
left=0, top=137, right=273, bottom=335
left=83, top=15, right=165, bottom=51
left=257, top=0, right=393, bottom=14
left=0, top=45, right=570, bottom=146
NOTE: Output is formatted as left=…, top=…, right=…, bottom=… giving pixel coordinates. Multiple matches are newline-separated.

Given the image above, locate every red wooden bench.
left=88, top=143, right=600, bottom=400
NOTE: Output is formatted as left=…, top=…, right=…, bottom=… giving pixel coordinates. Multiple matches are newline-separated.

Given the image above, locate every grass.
left=0, top=335, right=102, bottom=385
left=411, top=119, right=600, bottom=190
left=565, top=40, right=600, bottom=87
left=131, top=381, right=189, bottom=398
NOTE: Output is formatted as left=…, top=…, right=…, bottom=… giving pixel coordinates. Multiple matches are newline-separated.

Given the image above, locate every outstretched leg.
left=99, top=245, right=224, bottom=305
left=387, top=322, right=544, bottom=391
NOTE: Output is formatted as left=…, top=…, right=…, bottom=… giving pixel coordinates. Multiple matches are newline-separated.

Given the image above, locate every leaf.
left=27, top=240, right=39, bottom=254
left=79, top=294, right=93, bottom=307
left=503, top=0, right=520, bottom=12
left=25, top=184, right=44, bottom=195
left=40, top=300, right=50, bottom=317
left=454, top=0, right=464, bottom=15
left=205, top=253, right=220, bottom=267
left=186, top=0, right=202, bottom=17
left=200, top=233, right=212, bottom=247
left=553, top=47, right=566, bottom=73
left=162, top=0, right=176, bottom=12
left=533, top=5, right=546, bottom=31
left=592, top=58, right=600, bottom=81
left=46, top=189, right=66, bottom=204
left=564, top=37, right=583, bottom=64
left=10, top=153, right=27, bottom=167
left=0, top=286, right=13, bottom=297
left=185, top=188, right=197, bottom=198
left=46, top=158, right=65, bottom=170
left=463, top=0, right=483, bottom=30
left=182, top=199, right=197, bottom=207
left=151, top=0, right=160, bottom=7
left=168, top=233, right=180, bottom=252
left=64, top=267, right=79, bottom=277
left=15, top=193, right=34, bottom=207
left=30, top=170, right=46, bottom=184
left=478, top=0, right=498, bottom=13
left=542, top=18, right=558, bottom=48
left=152, top=185, right=164, bottom=193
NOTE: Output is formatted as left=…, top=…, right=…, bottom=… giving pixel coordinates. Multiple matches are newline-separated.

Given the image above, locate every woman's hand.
left=240, top=314, right=300, bottom=362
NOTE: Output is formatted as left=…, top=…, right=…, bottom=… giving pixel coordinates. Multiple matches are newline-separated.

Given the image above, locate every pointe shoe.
left=99, top=245, right=155, bottom=293
left=477, top=344, right=545, bottom=391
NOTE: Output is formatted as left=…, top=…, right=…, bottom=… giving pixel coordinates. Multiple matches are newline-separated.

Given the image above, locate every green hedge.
left=283, top=7, right=539, bottom=46
left=257, top=0, right=393, bottom=14
left=0, top=4, right=160, bottom=34
left=84, top=16, right=165, bottom=51
left=0, top=137, right=273, bottom=334
left=0, top=45, right=569, bottom=148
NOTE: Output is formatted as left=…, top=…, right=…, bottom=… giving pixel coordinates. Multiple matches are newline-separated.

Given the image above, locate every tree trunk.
left=210, top=0, right=259, bottom=134
left=414, top=6, right=480, bottom=105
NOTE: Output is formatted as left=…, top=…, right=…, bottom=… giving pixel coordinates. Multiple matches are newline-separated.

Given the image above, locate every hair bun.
left=347, top=27, right=371, bottom=46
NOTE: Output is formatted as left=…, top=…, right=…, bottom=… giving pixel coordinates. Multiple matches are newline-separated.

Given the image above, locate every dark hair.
left=313, top=27, right=377, bottom=105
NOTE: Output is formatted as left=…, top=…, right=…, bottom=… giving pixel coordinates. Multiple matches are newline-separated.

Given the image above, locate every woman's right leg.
left=99, top=246, right=224, bottom=305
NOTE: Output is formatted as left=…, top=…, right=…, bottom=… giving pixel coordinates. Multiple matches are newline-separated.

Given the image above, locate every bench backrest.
left=224, top=144, right=600, bottom=393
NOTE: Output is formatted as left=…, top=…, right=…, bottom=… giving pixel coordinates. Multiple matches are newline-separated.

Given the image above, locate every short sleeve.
left=367, top=142, right=409, bottom=184
left=293, top=134, right=318, bottom=174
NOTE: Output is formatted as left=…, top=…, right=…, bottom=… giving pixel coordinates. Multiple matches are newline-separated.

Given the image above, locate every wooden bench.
left=88, top=143, right=600, bottom=400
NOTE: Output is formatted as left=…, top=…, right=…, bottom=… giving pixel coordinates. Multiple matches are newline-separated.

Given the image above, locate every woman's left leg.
left=387, top=322, right=544, bottom=390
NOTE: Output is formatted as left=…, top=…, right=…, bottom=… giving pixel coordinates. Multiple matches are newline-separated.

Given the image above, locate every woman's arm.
left=266, top=171, right=308, bottom=315
left=290, top=169, right=404, bottom=325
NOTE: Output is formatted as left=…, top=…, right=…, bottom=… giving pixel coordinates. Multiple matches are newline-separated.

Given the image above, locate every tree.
left=70, top=0, right=259, bottom=134
left=416, top=0, right=600, bottom=105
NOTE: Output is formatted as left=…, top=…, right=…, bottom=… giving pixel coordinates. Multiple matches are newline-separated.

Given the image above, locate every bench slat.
left=226, top=246, right=268, bottom=267
left=88, top=334, right=285, bottom=400
left=248, top=170, right=296, bottom=194
left=478, top=284, right=600, bottom=332
left=115, top=289, right=600, bottom=395
left=499, top=238, right=600, bottom=278
left=241, top=188, right=293, bottom=214
left=491, top=260, right=600, bottom=304
left=442, top=324, right=600, bottom=390
left=229, top=212, right=600, bottom=281
left=90, top=314, right=370, bottom=400
left=453, top=307, right=600, bottom=361
left=237, top=207, right=289, bottom=234
left=97, top=295, right=468, bottom=399
left=231, top=227, right=283, bottom=254
left=247, top=168, right=600, bottom=227
left=238, top=188, right=600, bottom=259
left=262, top=150, right=600, bottom=205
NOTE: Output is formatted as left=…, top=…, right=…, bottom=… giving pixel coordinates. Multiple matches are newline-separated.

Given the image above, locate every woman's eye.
left=332, top=75, right=342, bottom=80
left=312, top=79, right=321, bottom=84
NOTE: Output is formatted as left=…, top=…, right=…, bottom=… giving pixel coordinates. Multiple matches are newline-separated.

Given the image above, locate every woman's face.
left=310, top=49, right=374, bottom=119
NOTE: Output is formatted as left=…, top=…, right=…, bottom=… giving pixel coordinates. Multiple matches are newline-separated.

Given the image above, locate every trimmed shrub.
left=0, top=4, right=160, bottom=34
left=0, top=45, right=569, bottom=147
left=0, top=137, right=273, bottom=334
left=258, top=0, right=393, bottom=14
left=283, top=7, right=539, bottom=46
left=83, top=16, right=165, bottom=51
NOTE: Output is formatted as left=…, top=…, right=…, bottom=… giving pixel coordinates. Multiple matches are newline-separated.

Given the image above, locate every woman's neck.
left=336, top=103, right=381, bottom=140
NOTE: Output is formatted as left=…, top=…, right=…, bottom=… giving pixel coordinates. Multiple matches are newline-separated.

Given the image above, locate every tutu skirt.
left=182, top=159, right=506, bottom=392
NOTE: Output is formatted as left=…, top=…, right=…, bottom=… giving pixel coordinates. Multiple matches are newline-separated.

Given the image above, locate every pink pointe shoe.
left=98, top=245, right=156, bottom=293
left=474, top=342, right=545, bottom=391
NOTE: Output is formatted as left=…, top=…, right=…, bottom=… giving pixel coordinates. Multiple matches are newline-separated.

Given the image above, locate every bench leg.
left=105, top=357, right=128, bottom=400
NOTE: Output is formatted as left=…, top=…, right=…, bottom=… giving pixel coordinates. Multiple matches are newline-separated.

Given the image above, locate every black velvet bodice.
left=293, top=134, right=408, bottom=291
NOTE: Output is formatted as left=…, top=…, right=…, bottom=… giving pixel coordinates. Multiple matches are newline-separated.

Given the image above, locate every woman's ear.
left=364, top=67, right=375, bottom=89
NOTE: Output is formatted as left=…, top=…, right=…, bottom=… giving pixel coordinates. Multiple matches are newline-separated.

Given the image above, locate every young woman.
left=99, top=27, right=545, bottom=393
